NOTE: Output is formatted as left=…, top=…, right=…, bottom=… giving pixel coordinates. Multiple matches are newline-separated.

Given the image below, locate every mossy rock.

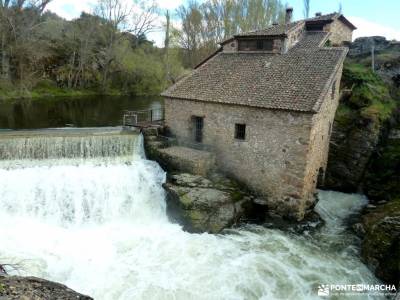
left=361, top=199, right=400, bottom=285
left=364, top=136, right=400, bottom=201
left=163, top=173, right=255, bottom=233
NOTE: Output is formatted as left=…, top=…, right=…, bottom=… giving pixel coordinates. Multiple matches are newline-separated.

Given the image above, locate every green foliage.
left=176, top=0, right=286, bottom=68
left=0, top=4, right=185, bottom=99
left=365, top=138, right=400, bottom=200
left=340, top=62, right=396, bottom=124
left=334, top=104, right=356, bottom=126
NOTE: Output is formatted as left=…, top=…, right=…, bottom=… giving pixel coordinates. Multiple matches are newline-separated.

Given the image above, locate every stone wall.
left=324, top=19, right=353, bottom=45
left=285, top=23, right=305, bottom=51
left=222, top=40, right=237, bottom=52
left=303, top=65, right=343, bottom=202
left=164, top=99, right=317, bottom=220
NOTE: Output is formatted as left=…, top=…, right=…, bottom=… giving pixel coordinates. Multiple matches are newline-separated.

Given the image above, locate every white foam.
left=0, top=138, right=380, bottom=300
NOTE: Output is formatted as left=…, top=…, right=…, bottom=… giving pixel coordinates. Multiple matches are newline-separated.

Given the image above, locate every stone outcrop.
left=0, top=276, right=92, bottom=300
left=348, top=36, right=393, bottom=57
left=358, top=199, right=400, bottom=286
left=143, top=129, right=216, bottom=177
left=325, top=49, right=398, bottom=191
left=324, top=113, right=381, bottom=191
left=163, top=173, right=255, bottom=233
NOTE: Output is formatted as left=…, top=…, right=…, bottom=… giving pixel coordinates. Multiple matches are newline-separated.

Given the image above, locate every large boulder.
left=360, top=199, right=400, bottom=286
left=0, top=276, right=92, bottom=300
left=348, top=36, right=391, bottom=57
left=163, top=173, right=254, bottom=233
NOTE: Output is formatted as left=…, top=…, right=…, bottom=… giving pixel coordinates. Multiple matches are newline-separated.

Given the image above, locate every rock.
left=143, top=132, right=216, bottom=176
left=163, top=173, right=255, bottom=233
left=324, top=53, right=398, bottom=192
left=0, top=276, right=92, bottom=300
left=352, top=222, right=366, bottom=236
left=348, top=36, right=391, bottom=57
left=361, top=198, right=400, bottom=286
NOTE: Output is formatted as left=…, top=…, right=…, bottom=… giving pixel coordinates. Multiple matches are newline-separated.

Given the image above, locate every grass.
left=0, top=79, right=159, bottom=102
left=338, top=62, right=397, bottom=125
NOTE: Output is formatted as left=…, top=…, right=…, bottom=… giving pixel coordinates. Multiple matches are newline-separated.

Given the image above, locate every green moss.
left=362, top=199, right=400, bottom=284
left=230, top=190, right=244, bottom=203
left=364, top=138, right=400, bottom=200
left=342, top=63, right=381, bottom=86
left=334, top=104, right=356, bottom=126
left=180, top=193, right=194, bottom=207
left=337, top=62, right=396, bottom=125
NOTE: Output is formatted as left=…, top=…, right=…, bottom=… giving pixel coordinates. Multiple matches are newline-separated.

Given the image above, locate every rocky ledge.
left=354, top=199, right=400, bottom=286
left=0, top=276, right=92, bottom=300
left=163, top=173, right=258, bottom=233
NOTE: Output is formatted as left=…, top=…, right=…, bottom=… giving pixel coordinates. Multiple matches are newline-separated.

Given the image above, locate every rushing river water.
left=0, top=133, right=382, bottom=299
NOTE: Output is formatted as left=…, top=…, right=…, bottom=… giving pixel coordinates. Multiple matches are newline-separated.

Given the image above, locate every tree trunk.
left=1, top=33, right=10, bottom=80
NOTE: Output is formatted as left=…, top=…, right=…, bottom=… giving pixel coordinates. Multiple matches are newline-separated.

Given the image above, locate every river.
left=0, top=129, right=382, bottom=299
left=0, top=95, right=163, bottom=129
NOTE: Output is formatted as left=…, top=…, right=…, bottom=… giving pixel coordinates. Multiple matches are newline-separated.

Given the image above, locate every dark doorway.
left=317, top=167, right=325, bottom=187
left=192, top=116, right=204, bottom=143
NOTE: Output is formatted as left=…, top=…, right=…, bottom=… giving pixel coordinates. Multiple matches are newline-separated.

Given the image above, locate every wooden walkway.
left=123, top=108, right=164, bottom=129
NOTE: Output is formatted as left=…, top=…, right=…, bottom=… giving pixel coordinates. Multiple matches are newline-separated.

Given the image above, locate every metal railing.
left=123, top=108, right=164, bottom=127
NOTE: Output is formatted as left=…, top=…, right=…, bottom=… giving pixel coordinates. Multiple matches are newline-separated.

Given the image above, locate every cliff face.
left=325, top=37, right=400, bottom=286
left=325, top=37, right=399, bottom=193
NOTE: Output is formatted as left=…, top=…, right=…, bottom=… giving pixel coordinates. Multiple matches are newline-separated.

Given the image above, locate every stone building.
left=161, top=10, right=356, bottom=220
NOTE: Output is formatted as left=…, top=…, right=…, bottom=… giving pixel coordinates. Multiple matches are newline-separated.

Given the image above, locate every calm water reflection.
left=0, top=95, right=163, bottom=129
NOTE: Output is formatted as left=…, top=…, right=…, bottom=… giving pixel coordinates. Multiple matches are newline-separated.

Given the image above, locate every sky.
left=46, top=0, right=400, bottom=47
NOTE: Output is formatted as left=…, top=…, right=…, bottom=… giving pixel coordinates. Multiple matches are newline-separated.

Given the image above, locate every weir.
left=0, top=127, right=139, bottom=160
left=0, top=125, right=378, bottom=299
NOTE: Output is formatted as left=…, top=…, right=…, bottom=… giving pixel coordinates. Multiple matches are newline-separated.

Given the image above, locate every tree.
left=0, top=0, right=53, bottom=86
left=303, top=0, right=310, bottom=19
left=128, top=0, right=158, bottom=47
left=94, top=0, right=131, bottom=89
left=175, top=0, right=285, bottom=68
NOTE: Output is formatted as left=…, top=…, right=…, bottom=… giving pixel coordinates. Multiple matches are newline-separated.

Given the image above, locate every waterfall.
left=0, top=128, right=140, bottom=160
left=0, top=131, right=381, bottom=300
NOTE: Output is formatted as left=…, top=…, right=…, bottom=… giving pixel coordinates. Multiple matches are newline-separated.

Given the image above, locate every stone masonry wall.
left=303, top=64, right=344, bottom=202
left=164, top=99, right=315, bottom=220
left=222, top=40, right=238, bottom=52
left=324, top=19, right=353, bottom=45
left=286, top=24, right=305, bottom=51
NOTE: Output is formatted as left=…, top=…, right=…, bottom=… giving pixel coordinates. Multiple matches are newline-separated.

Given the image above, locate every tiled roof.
left=306, top=13, right=357, bottom=30
left=162, top=13, right=350, bottom=113
left=306, top=13, right=339, bottom=22
left=235, top=21, right=304, bottom=37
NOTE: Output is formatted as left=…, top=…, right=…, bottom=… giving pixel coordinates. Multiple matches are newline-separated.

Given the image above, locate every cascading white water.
left=0, top=133, right=382, bottom=300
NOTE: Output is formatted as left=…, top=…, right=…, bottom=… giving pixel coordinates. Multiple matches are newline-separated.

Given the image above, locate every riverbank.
left=0, top=85, right=160, bottom=103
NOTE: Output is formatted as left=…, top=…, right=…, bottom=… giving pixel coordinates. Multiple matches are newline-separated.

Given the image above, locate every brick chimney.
left=285, top=7, right=293, bottom=24
left=315, top=12, right=322, bottom=17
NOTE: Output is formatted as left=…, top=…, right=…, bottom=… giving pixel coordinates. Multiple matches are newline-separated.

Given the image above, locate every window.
left=192, top=116, right=204, bottom=143
left=238, top=39, right=273, bottom=51
left=235, top=124, right=246, bottom=140
left=306, top=23, right=324, bottom=31
left=256, top=40, right=263, bottom=50
left=261, top=40, right=273, bottom=51
left=238, top=40, right=257, bottom=51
